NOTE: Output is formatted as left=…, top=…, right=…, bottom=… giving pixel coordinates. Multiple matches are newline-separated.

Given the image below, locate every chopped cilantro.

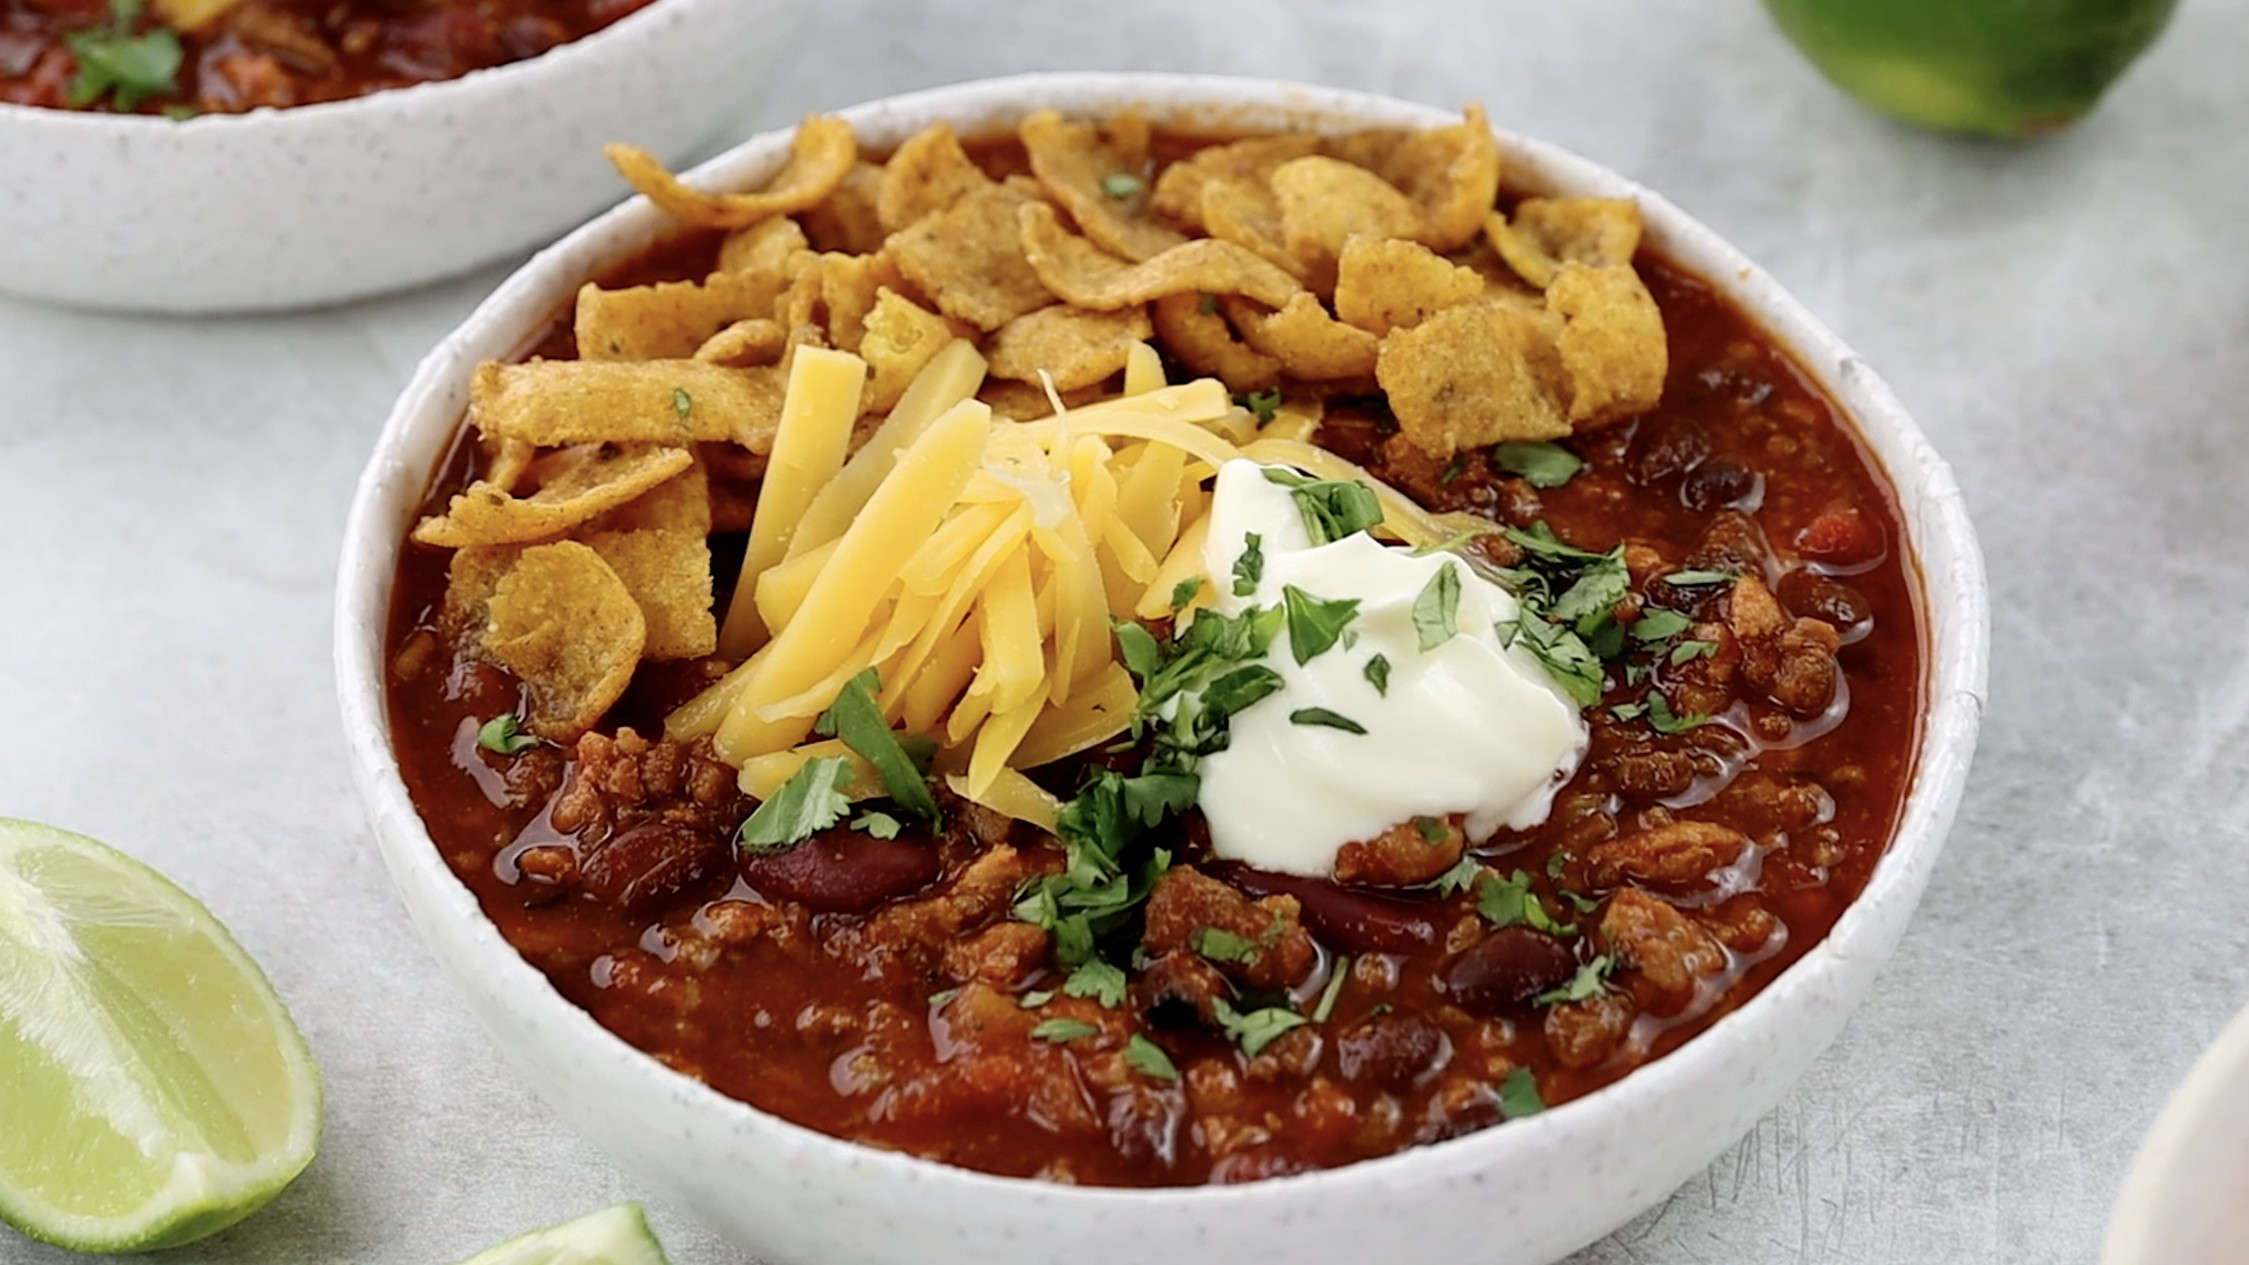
left=1260, top=466, right=1384, bottom=543
left=1496, top=1066, right=1546, bottom=1119
left=672, top=387, right=693, bottom=425
left=1192, top=926, right=1257, bottom=964
left=1560, top=889, right=1601, bottom=914
left=1410, top=529, right=1482, bottom=558
left=1169, top=574, right=1204, bottom=611
left=1413, top=816, right=1449, bottom=845
left=1412, top=562, right=1462, bottom=652
left=1632, top=608, right=1694, bottom=642
left=1609, top=701, right=1647, bottom=722
left=815, top=669, right=941, bottom=824
left=852, top=810, right=903, bottom=839
left=64, top=0, right=180, bottom=112
left=1363, top=653, right=1391, bottom=696
left=1474, top=869, right=1574, bottom=936
left=1125, top=1033, right=1179, bottom=1081
left=1030, top=1017, right=1101, bottom=1044
left=1546, top=546, right=1630, bottom=630
left=1491, top=441, right=1583, bottom=488
left=1197, top=291, right=1218, bottom=315
left=1536, top=954, right=1616, bottom=1006
left=1311, top=956, right=1351, bottom=1024
left=1063, top=958, right=1128, bottom=1007
left=1427, top=853, right=1484, bottom=897
left=1647, top=692, right=1708, bottom=734
left=735, top=756, right=855, bottom=854
left=1503, top=611, right=1605, bottom=707
left=1280, top=585, right=1358, bottom=665
left=1440, top=453, right=1467, bottom=485
left=1289, top=707, right=1367, bottom=734
left=1100, top=171, right=1144, bottom=199
left=1020, top=989, right=1055, bottom=1008
left=927, top=988, right=960, bottom=1007
left=1545, top=851, right=1569, bottom=880
left=1503, top=521, right=1612, bottom=566
left=1231, top=532, right=1264, bottom=597
left=475, top=713, right=541, bottom=756
left=1663, top=569, right=1738, bottom=587
left=1669, top=639, right=1719, bottom=665
left=1235, top=387, right=1283, bottom=424
left=1212, top=998, right=1308, bottom=1059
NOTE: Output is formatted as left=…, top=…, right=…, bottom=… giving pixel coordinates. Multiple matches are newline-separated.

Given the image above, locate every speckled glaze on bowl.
left=0, top=0, right=804, bottom=314
left=335, top=73, right=1990, bottom=1265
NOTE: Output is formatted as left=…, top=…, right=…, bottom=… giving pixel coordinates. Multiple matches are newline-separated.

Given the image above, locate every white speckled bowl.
left=336, top=73, right=1990, bottom=1265
left=0, top=0, right=804, bottom=313
left=2101, top=998, right=2249, bottom=1265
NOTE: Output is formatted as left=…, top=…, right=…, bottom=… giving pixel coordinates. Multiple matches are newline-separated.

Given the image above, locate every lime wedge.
left=455, top=1203, right=676, bottom=1265
left=1763, top=0, right=2178, bottom=138
left=0, top=818, right=321, bottom=1253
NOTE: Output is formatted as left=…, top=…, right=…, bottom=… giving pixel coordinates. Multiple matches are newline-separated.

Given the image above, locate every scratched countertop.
left=4, top=1, right=2246, bottom=1262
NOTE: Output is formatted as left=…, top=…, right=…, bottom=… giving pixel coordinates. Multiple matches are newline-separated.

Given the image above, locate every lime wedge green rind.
left=1763, top=0, right=2178, bottom=138
left=454, top=1203, right=676, bottom=1265
left=0, top=818, right=322, bottom=1253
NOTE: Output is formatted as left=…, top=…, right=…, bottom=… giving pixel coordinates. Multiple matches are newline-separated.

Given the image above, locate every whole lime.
left=1762, top=0, right=2180, bottom=138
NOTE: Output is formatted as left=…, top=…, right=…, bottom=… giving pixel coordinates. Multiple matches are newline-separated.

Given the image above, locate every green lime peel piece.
left=453, top=1202, right=675, bottom=1265
left=1763, top=0, right=2179, bottom=138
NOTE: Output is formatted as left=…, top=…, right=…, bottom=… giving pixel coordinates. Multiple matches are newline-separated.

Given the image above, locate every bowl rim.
left=336, top=69, right=1990, bottom=1216
left=0, top=0, right=706, bottom=133
left=2100, top=996, right=2249, bottom=1263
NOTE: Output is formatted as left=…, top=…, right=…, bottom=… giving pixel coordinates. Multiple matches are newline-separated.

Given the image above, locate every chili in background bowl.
left=335, top=73, right=1989, bottom=1265
left=0, top=0, right=806, bottom=313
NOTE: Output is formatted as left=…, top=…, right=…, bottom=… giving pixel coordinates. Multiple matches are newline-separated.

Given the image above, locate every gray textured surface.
left=2, top=1, right=2244, bottom=1262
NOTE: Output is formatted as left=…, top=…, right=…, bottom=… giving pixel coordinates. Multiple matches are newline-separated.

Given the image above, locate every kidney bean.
left=741, top=829, right=940, bottom=914
left=1210, top=863, right=1440, bottom=953
left=1335, top=1012, right=1449, bottom=1087
left=1777, top=568, right=1873, bottom=641
left=1440, top=926, right=1578, bottom=1011
left=580, top=821, right=727, bottom=914
left=1680, top=456, right=1762, bottom=512
left=1627, top=417, right=1711, bottom=486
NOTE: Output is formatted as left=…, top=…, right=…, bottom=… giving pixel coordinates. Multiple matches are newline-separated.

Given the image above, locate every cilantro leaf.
left=1063, top=958, right=1128, bottom=1007
left=1260, top=467, right=1383, bottom=543
left=1280, top=585, right=1358, bottom=665
left=1663, top=569, right=1738, bottom=587
left=1427, top=853, right=1484, bottom=897
left=1212, top=998, right=1308, bottom=1059
left=1235, top=387, right=1282, bottom=424
left=475, top=713, right=541, bottom=756
left=1363, top=653, right=1391, bottom=696
left=1440, top=453, right=1467, bottom=485
left=64, top=0, right=179, bottom=112
left=1169, top=575, right=1204, bottom=611
left=1504, top=521, right=1612, bottom=566
left=815, top=669, right=940, bottom=824
left=1631, top=608, right=1694, bottom=642
left=1100, top=171, right=1143, bottom=199
left=1490, top=441, right=1582, bottom=488
left=1647, top=692, right=1708, bottom=734
left=1412, top=561, right=1462, bottom=652
left=1669, top=639, right=1719, bottom=665
left=1232, top=532, right=1264, bottom=597
left=736, top=756, right=855, bottom=854
left=672, top=387, right=693, bottom=425
left=1474, top=869, right=1574, bottom=935
left=852, top=810, right=903, bottom=839
left=1030, top=1018, right=1101, bottom=1044
left=1288, top=707, right=1366, bottom=734
left=1547, top=547, right=1629, bottom=629
left=1503, top=612, right=1605, bottom=707
left=1535, top=954, right=1616, bottom=1006
left=1496, top=1066, right=1546, bottom=1119
left=1125, top=1033, right=1179, bottom=1081
left=1192, top=926, right=1257, bottom=964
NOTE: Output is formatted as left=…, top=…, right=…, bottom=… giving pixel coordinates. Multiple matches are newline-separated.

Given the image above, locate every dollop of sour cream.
left=1192, top=460, right=1591, bottom=877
